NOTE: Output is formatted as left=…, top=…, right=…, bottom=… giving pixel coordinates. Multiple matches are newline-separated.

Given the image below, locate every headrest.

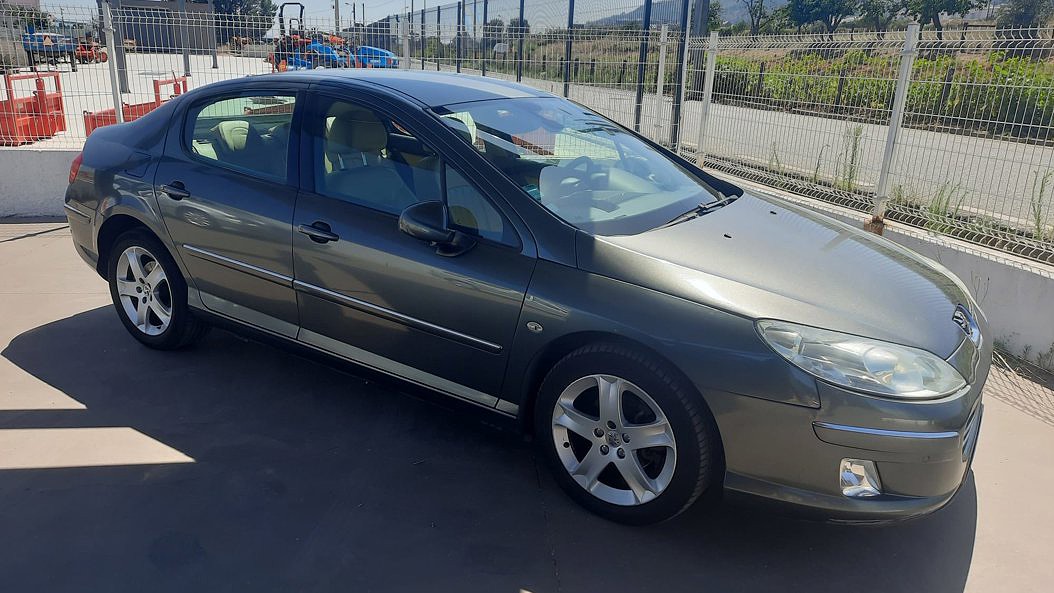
left=538, top=164, right=584, bottom=202
left=211, top=120, right=249, bottom=152
left=327, top=111, right=387, bottom=153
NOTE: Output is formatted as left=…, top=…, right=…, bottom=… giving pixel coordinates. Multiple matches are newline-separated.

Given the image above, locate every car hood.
left=577, top=193, right=974, bottom=358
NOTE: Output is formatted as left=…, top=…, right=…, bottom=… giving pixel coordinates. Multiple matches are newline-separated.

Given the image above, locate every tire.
left=535, top=343, right=719, bottom=525
left=106, top=230, right=209, bottom=350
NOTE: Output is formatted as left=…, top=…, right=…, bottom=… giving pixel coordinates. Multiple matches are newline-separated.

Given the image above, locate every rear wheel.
left=107, top=230, right=208, bottom=349
left=535, top=343, right=719, bottom=525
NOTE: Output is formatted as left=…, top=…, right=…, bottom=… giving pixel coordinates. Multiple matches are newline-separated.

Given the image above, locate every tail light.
left=69, top=152, right=83, bottom=184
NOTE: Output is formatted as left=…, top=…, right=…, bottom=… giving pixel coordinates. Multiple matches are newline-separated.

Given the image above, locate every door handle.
left=298, top=222, right=340, bottom=244
left=160, top=181, right=190, bottom=200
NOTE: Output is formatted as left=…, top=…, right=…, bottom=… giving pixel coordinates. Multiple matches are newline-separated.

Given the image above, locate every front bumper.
left=710, top=347, right=989, bottom=523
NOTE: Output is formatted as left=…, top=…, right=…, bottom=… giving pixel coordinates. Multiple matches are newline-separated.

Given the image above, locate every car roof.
left=252, top=69, right=553, bottom=107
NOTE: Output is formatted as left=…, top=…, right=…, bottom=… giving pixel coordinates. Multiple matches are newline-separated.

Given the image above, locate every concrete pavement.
left=2, top=222, right=1053, bottom=592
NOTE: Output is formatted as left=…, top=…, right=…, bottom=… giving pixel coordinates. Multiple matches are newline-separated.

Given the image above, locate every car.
left=63, top=70, right=989, bottom=525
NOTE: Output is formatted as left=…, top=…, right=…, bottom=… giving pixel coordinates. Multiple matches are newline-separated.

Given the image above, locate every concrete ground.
left=2, top=221, right=1054, bottom=593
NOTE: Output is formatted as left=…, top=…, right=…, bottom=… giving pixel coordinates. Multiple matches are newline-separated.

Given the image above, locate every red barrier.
left=0, top=72, right=66, bottom=145
left=83, top=75, right=188, bottom=137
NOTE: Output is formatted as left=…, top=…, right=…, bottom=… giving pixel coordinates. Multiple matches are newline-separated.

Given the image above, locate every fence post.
left=668, top=0, right=693, bottom=149
left=632, top=0, right=654, bottom=132
left=176, top=0, right=191, bottom=77
left=107, top=0, right=130, bottom=93
left=421, top=8, right=426, bottom=70
left=102, top=1, right=124, bottom=123
left=652, top=24, right=669, bottom=138
left=402, top=17, right=411, bottom=69
left=693, top=31, right=718, bottom=164
left=456, top=2, right=463, bottom=73
left=872, top=23, right=920, bottom=227
left=563, top=0, right=575, bottom=97
left=516, top=0, right=525, bottom=82
left=436, top=7, right=441, bottom=71
left=481, top=0, right=488, bottom=76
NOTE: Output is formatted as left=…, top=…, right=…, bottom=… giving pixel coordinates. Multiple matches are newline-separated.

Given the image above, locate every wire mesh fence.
left=681, top=27, right=1054, bottom=265
left=0, top=2, right=1052, bottom=266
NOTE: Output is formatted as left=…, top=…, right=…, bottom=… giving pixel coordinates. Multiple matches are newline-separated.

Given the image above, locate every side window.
left=445, top=165, right=516, bottom=246
left=314, top=99, right=440, bottom=215
left=186, top=95, right=295, bottom=180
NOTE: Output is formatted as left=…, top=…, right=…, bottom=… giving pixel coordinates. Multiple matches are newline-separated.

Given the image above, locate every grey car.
left=64, top=70, right=988, bottom=525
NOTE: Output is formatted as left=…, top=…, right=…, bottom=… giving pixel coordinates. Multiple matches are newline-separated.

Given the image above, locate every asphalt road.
left=2, top=223, right=1054, bottom=592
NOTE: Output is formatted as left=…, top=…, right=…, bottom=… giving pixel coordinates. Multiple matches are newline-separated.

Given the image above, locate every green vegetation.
left=1029, top=170, right=1053, bottom=242
left=836, top=125, right=864, bottom=191
left=709, top=50, right=1054, bottom=141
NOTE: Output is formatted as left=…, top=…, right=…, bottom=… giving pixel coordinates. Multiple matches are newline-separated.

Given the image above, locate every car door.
left=155, top=86, right=303, bottom=337
left=292, top=91, right=537, bottom=403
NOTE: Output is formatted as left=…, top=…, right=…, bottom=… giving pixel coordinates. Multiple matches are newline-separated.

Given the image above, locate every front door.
left=291, top=93, right=536, bottom=403
left=156, top=89, right=302, bottom=336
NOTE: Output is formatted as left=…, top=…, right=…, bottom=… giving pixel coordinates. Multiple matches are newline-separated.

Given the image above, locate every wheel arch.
left=94, top=214, right=162, bottom=278
left=519, top=333, right=722, bottom=449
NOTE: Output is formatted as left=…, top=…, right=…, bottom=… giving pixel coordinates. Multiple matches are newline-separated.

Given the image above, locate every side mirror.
left=398, top=201, right=475, bottom=257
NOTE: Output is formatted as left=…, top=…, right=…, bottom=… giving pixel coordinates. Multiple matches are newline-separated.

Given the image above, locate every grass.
left=836, top=125, right=864, bottom=192
left=924, top=183, right=968, bottom=234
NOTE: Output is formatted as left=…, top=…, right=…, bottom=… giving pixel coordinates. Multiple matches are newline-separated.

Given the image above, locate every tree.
left=788, top=0, right=857, bottom=34
left=508, top=17, right=530, bottom=38
left=707, top=0, right=725, bottom=32
left=482, top=17, right=504, bottom=48
left=212, top=0, right=277, bottom=17
left=859, top=0, right=905, bottom=34
left=904, top=0, right=986, bottom=39
left=996, top=0, right=1054, bottom=28
left=213, top=0, right=277, bottom=41
left=740, top=0, right=768, bottom=35
left=763, top=6, right=794, bottom=33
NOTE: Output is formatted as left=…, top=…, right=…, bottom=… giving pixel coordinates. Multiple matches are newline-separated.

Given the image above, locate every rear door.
left=291, top=90, right=537, bottom=401
left=156, top=85, right=303, bottom=336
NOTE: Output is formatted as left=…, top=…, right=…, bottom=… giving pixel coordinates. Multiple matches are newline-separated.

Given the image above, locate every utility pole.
left=334, top=1, right=341, bottom=33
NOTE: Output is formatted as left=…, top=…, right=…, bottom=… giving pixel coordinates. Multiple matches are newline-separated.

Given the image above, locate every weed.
left=812, top=144, right=830, bottom=184
left=1028, top=170, right=1053, bottom=242
left=768, top=142, right=783, bottom=173
left=924, top=182, right=967, bottom=234
left=836, top=125, right=863, bottom=191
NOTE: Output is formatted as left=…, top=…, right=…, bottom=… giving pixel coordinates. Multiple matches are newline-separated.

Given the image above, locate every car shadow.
left=1, top=307, right=976, bottom=593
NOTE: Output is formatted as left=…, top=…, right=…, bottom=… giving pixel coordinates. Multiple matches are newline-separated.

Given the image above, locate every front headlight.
left=757, top=320, right=966, bottom=400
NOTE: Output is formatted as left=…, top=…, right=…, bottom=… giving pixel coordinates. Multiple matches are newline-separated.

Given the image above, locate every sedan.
left=64, top=70, right=988, bottom=525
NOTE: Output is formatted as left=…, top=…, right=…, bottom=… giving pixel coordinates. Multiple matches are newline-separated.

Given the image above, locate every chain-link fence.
left=1, top=2, right=1052, bottom=266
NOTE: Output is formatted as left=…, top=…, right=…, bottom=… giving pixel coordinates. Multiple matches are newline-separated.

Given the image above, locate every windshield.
left=435, top=97, right=723, bottom=236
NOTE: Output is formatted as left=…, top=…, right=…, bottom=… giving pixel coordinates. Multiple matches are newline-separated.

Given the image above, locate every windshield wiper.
left=658, top=194, right=738, bottom=229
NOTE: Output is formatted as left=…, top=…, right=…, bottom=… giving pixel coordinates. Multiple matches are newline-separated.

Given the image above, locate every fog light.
left=840, top=458, right=882, bottom=498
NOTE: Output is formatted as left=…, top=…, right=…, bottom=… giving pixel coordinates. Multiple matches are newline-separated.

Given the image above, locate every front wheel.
left=107, top=230, right=209, bottom=349
left=535, top=343, right=720, bottom=525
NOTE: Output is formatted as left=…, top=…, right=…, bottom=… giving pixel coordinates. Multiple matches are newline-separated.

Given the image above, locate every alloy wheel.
left=551, top=374, right=677, bottom=506
left=114, top=245, right=173, bottom=336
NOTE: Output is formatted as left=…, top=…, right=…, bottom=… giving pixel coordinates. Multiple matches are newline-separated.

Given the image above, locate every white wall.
left=0, top=149, right=77, bottom=217
left=2, top=150, right=1052, bottom=369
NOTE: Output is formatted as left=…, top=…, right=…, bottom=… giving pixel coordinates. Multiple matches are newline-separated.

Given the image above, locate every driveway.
left=1, top=221, right=1053, bottom=592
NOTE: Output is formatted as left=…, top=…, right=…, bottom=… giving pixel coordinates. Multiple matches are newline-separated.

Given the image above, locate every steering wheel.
left=563, top=155, right=598, bottom=175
